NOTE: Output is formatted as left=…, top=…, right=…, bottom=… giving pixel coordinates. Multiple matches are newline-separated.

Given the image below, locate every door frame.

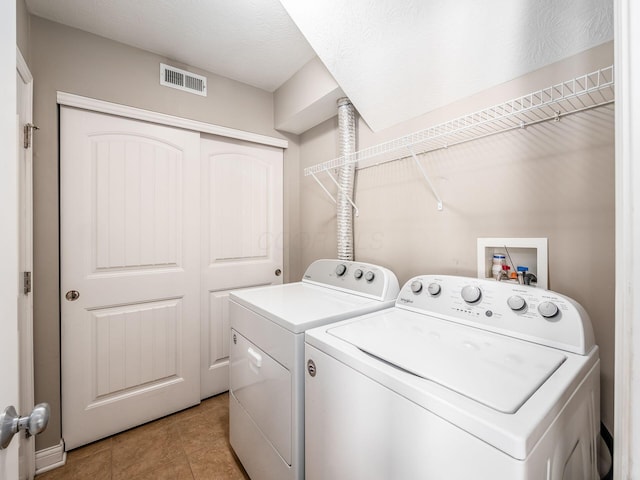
left=16, top=46, right=36, bottom=480
left=614, top=0, right=640, bottom=477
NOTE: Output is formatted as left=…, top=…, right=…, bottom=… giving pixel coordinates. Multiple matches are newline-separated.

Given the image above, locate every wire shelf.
left=304, top=65, right=615, bottom=177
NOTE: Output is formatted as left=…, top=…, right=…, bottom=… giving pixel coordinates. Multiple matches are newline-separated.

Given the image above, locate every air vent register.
left=160, top=63, right=207, bottom=96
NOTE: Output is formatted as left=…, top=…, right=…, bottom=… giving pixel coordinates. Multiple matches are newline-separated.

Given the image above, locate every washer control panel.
left=396, top=275, right=595, bottom=355
left=303, top=259, right=400, bottom=301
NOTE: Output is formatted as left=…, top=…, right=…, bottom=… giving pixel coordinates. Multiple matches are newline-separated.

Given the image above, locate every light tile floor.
left=35, top=392, right=250, bottom=480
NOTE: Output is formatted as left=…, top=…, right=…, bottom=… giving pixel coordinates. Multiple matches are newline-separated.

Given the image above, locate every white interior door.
left=61, top=107, right=201, bottom=450
left=200, top=135, right=283, bottom=398
left=16, top=48, right=35, bottom=480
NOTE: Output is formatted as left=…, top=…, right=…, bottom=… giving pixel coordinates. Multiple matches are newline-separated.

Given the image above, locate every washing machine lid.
left=231, top=283, right=393, bottom=334
left=328, top=310, right=567, bottom=414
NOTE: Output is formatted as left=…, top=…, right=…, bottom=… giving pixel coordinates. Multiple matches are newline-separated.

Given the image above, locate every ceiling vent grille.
left=160, top=63, right=207, bottom=96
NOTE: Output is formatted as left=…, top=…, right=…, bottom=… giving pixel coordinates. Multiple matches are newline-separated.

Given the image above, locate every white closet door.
left=200, top=135, right=283, bottom=398
left=60, top=107, right=201, bottom=449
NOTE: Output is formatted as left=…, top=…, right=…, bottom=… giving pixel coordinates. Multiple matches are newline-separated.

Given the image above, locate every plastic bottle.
left=492, top=254, right=506, bottom=280
left=517, top=266, right=528, bottom=285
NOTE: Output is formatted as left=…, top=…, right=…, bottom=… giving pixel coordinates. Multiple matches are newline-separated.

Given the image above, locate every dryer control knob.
left=335, top=264, right=347, bottom=276
left=354, top=269, right=364, bottom=279
left=538, top=301, right=559, bottom=318
left=461, top=285, right=482, bottom=304
left=507, top=295, right=526, bottom=311
left=427, top=283, right=441, bottom=296
left=365, top=271, right=375, bottom=282
left=410, top=281, right=423, bottom=293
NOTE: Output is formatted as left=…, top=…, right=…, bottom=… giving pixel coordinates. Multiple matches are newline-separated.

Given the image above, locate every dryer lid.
left=231, top=283, right=394, bottom=333
left=328, top=310, right=566, bottom=414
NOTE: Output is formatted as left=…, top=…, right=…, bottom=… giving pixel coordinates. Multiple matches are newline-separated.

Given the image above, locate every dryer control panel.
left=302, top=259, right=400, bottom=301
left=396, top=275, right=595, bottom=355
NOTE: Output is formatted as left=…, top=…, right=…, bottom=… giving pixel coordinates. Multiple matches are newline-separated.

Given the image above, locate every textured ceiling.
left=26, top=0, right=614, bottom=131
left=279, top=0, right=614, bottom=131
left=25, top=0, right=317, bottom=92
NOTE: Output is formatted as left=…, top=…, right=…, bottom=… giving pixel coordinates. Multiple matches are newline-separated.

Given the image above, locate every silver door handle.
left=65, top=290, right=80, bottom=301
left=0, top=403, right=50, bottom=449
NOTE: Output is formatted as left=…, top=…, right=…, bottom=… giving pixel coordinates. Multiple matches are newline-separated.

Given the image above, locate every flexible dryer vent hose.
left=336, top=97, right=356, bottom=261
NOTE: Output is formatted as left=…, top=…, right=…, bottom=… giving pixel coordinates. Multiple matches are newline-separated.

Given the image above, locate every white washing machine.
left=305, top=275, right=600, bottom=480
left=228, top=259, right=400, bottom=480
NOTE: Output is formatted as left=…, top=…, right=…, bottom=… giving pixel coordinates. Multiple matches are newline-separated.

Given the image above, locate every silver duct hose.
left=336, top=97, right=356, bottom=261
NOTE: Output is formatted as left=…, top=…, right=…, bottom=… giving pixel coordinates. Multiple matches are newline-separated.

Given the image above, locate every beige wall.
left=29, top=16, right=301, bottom=449
left=274, top=56, right=344, bottom=134
left=299, top=42, right=615, bottom=432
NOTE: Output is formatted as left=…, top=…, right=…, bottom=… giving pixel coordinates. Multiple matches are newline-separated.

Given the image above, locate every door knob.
left=0, top=403, right=50, bottom=449
left=65, top=290, right=80, bottom=301
left=275, top=269, right=282, bottom=276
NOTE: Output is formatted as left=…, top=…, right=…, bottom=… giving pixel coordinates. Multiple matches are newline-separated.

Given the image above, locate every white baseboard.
left=35, top=439, right=67, bottom=475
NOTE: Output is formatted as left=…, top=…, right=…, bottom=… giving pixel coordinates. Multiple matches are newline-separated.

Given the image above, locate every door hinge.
left=23, top=271, right=31, bottom=295
left=23, top=123, right=39, bottom=149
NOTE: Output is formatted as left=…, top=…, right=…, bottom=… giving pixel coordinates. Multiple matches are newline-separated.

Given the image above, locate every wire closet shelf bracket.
left=304, top=65, right=615, bottom=212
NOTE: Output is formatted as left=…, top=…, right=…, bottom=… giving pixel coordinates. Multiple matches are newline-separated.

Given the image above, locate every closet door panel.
left=61, top=106, right=201, bottom=449
left=200, top=135, right=283, bottom=398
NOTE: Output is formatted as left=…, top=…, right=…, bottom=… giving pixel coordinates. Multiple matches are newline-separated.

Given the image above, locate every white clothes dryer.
left=228, top=259, right=400, bottom=480
left=305, top=275, right=600, bottom=480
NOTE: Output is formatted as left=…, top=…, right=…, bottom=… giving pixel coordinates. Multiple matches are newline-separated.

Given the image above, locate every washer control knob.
left=427, top=283, right=441, bottom=296
left=461, top=285, right=482, bottom=304
left=364, top=271, right=375, bottom=282
left=538, top=301, right=559, bottom=318
left=507, top=295, right=526, bottom=311
left=335, top=264, right=347, bottom=277
left=354, top=269, right=364, bottom=279
left=410, top=281, right=423, bottom=293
